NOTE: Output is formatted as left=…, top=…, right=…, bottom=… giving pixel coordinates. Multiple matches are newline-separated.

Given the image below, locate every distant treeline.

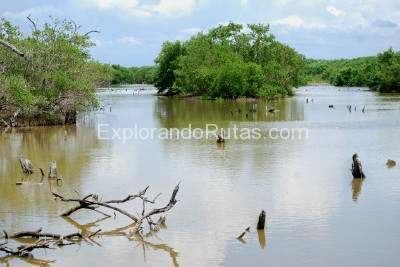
left=110, top=65, right=156, bottom=85
left=153, top=22, right=305, bottom=99
left=305, top=48, right=400, bottom=92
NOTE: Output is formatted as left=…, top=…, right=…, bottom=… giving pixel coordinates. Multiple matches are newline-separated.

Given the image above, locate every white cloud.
left=272, top=15, right=326, bottom=29
left=116, top=36, right=142, bottom=45
left=326, top=5, right=345, bottom=17
left=1, top=5, right=63, bottom=20
left=80, top=0, right=198, bottom=18
left=144, top=0, right=198, bottom=17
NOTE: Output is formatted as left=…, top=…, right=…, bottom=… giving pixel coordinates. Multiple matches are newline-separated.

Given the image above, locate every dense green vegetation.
left=154, top=23, right=306, bottom=98
left=110, top=65, right=156, bottom=85
left=1, top=17, right=399, bottom=127
left=305, top=48, right=400, bottom=92
left=0, top=18, right=110, bottom=126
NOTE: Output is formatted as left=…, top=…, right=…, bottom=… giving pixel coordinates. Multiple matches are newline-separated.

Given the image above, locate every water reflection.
left=155, top=97, right=304, bottom=128
left=257, top=229, right=266, bottom=249
left=352, top=178, right=364, bottom=202
left=1, top=86, right=400, bottom=266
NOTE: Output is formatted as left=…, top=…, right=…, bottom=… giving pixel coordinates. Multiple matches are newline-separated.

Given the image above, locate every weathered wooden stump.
left=351, top=153, right=365, bottom=178
left=257, top=210, right=266, bottom=230
left=48, top=160, right=57, bottom=179
left=19, top=158, right=33, bottom=175
left=216, top=133, right=225, bottom=143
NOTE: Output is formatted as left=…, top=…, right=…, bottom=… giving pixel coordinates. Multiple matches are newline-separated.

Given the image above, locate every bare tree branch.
left=83, top=30, right=100, bottom=37
left=26, top=15, right=37, bottom=32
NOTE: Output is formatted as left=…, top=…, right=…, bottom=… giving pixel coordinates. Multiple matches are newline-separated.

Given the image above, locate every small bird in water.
left=362, top=106, right=366, bottom=113
left=306, top=98, right=309, bottom=104
left=328, top=105, right=334, bottom=108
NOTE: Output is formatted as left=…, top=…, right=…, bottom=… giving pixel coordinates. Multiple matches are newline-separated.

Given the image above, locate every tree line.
left=304, top=48, right=400, bottom=92
left=153, top=23, right=306, bottom=98
left=1, top=17, right=399, bottom=127
left=110, top=65, right=156, bottom=85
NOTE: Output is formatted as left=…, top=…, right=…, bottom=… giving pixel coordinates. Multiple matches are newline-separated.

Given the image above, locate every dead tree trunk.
left=351, top=154, right=365, bottom=178
left=19, top=158, right=33, bottom=175
left=48, top=160, right=57, bottom=179
left=257, top=210, right=266, bottom=230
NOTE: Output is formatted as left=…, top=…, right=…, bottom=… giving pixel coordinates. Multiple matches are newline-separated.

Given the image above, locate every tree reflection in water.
left=352, top=178, right=365, bottom=202
left=64, top=216, right=180, bottom=267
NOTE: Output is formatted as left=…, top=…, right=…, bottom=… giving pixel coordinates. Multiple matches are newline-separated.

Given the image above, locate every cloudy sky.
left=1, top=0, right=400, bottom=66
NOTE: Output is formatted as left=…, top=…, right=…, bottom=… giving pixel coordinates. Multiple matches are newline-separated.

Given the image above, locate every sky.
left=1, top=0, right=400, bottom=66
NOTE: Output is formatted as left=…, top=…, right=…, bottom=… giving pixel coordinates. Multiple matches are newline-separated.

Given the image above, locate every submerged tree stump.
left=351, top=154, right=365, bottom=178
left=257, top=210, right=266, bottom=230
left=19, top=158, right=33, bottom=175
left=48, top=160, right=57, bottom=179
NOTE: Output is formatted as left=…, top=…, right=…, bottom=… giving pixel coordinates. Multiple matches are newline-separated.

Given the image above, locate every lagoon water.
left=1, top=86, right=400, bottom=266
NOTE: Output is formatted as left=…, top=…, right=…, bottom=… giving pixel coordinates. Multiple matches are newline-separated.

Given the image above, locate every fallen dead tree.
left=51, top=183, right=179, bottom=226
left=1, top=183, right=181, bottom=264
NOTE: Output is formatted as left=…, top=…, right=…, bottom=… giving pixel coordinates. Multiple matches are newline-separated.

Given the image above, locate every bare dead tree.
left=52, top=183, right=180, bottom=225
left=19, top=157, right=33, bottom=175
left=26, top=15, right=37, bottom=32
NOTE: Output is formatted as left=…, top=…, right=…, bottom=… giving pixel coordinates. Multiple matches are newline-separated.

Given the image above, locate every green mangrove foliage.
left=0, top=18, right=110, bottom=126
left=154, top=23, right=305, bottom=98
left=305, top=48, right=400, bottom=92
left=110, top=65, right=156, bottom=85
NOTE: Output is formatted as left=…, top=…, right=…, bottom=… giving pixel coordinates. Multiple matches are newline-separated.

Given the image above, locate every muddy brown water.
left=1, top=86, right=400, bottom=266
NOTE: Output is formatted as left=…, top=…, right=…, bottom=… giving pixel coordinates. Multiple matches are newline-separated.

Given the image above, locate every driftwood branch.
left=1, top=184, right=180, bottom=264
left=52, top=184, right=180, bottom=225
left=141, top=183, right=179, bottom=222
left=10, top=228, right=82, bottom=240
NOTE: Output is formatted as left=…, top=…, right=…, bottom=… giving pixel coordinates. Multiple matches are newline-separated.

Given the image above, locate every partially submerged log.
left=18, top=158, right=33, bottom=175
left=257, top=210, right=266, bottom=230
left=351, top=153, right=365, bottom=178
left=0, top=228, right=92, bottom=261
left=10, top=228, right=82, bottom=240
left=48, top=160, right=57, bottom=179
